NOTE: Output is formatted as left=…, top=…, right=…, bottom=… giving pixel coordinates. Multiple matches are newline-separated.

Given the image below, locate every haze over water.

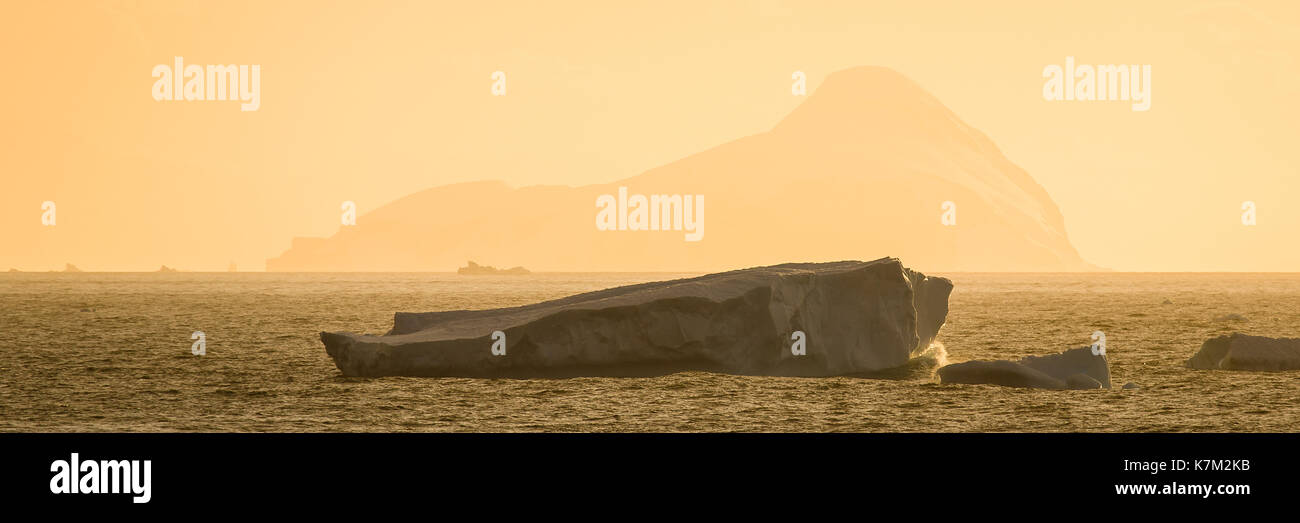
left=3, top=272, right=1297, bottom=432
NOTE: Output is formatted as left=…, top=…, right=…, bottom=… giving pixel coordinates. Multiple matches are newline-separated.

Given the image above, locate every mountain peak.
left=774, top=66, right=957, bottom=139
left=267, top=65, right=1092, bottom=272
left=819, top=66, right=924, bottom=91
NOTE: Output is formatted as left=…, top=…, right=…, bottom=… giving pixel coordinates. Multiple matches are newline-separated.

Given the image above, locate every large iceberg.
left=1186, top=333, right=1300, bottom=371
left=935, top=347, right=1111, bottom=390
left=321, top=258, right=952, bottom=378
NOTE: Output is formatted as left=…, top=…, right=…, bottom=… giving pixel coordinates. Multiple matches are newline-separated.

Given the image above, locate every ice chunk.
left=936, top=347, right=1111, bottom=390
left=1186, top=333, right=1300, bottom=371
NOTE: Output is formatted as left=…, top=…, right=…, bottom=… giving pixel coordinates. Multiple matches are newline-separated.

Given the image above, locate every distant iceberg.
left=457, top=261, right=530, bottom=275
left=321, top=258, right=951, bottom=378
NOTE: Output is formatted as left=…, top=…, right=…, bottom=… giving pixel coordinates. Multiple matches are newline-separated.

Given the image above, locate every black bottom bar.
left=2, top=433, right=1290, bottom=511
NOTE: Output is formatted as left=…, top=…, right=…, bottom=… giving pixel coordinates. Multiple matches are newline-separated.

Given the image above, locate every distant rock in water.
left=936, top=347, right=1111, bottom=390
left=7, top=268, right=19, bottom=273
left=1161, top=298, right=1173, bottom=305
left=320, top=258, right=952, bottom=378
left=157, top=265, right=179, bottom=273
left=63, top=263, right=82, bottom=273
left=457, top=261, right=530, bottom=275
left=1186, top=333, right=1300, bottom=371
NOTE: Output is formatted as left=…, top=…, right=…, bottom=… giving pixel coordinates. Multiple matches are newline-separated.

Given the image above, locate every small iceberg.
left=1186, top=333, right=1300, bottom=371
left=936, top=347, right=1111, bottom=390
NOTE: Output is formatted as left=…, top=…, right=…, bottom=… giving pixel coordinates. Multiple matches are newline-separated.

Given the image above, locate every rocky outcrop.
left=321, top=258, right=952, bottom=378
left=1186, top=333, right=1300, bottom=371
left=936, top=347, right=1111, bottom=390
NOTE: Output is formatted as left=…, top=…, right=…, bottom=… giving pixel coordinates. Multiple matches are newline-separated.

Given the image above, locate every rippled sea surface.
left=2, top=272, right=1298, bottom=432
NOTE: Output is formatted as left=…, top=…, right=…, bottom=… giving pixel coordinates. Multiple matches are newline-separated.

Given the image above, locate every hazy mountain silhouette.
left=267, top=66, right=1094, bottom=272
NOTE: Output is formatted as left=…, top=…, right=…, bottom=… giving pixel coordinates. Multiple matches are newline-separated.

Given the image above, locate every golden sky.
left=1, top=0, right=1297, bottom=271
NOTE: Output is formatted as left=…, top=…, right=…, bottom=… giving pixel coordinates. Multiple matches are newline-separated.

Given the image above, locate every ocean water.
left=2, top=272, right=1298, bottom=432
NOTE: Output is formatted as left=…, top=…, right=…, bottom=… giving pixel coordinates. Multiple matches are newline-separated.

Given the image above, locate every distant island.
left=457, top=261, right=530, bottom=275
left=157, top=265, right=179, bottom=273
left=63, top=263, right=82, bottom=273
left=264, top=67, right=1097, bottom=273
